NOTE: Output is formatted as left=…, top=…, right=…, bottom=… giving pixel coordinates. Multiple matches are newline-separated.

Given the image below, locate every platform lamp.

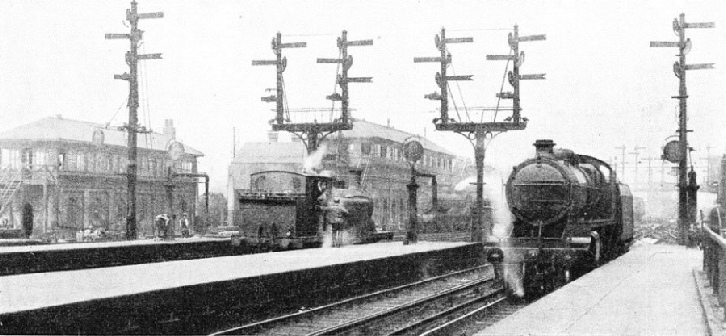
left=403, top=139, right=424, bottom=245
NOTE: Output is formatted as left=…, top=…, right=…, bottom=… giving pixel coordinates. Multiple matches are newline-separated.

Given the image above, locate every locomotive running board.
left=484, top=237, right=591, bottom=249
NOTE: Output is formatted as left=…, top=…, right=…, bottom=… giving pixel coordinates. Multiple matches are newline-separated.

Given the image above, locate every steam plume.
left=303, top=143, right=328, bottom=173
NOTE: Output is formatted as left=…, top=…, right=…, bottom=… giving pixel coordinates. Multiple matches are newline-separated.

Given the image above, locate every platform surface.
left=0, top=241, right=466, bottom=314
left=0, top=236, right=224, bottom=253
left=479, top=242, right=706, bottom=336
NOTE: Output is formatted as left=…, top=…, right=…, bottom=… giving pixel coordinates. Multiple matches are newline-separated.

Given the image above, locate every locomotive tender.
left=236, top=170, right=392, bottom=250
left=485, top=139, right=634, bottom=295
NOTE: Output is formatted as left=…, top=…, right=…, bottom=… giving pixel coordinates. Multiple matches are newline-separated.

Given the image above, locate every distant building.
left=228, top=119, right=476, bottom=231
left=0, top=115, right=203, bottom=239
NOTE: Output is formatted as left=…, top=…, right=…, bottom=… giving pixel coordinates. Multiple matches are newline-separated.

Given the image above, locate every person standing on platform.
left=180, top=213, right=190, bottom=238
left=155, top=214, right=168, bottom=240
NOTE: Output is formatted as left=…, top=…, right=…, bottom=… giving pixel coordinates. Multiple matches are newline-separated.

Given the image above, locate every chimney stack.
left=163, top=119, right=176, bottom=139
left=534, top=139, right=556, bottom=155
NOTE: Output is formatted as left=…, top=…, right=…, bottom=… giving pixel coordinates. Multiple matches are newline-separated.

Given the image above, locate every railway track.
left=211, top=264, right=528, bottom=336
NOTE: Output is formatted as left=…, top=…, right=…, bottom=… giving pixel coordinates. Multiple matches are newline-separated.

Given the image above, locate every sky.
left=0, top=0, right=724, bottom=193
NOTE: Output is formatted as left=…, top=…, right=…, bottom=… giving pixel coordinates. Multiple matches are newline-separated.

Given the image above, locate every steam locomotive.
left=484, top=140, right=634, bottom=296
left=236, top=170, right=393, bottom=250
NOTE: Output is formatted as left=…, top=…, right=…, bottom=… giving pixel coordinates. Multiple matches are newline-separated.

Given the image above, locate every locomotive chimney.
left=534, top=139, right=556, bottom=155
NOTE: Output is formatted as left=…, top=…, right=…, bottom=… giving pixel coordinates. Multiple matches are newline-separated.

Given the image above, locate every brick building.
left=0, top=115, right=203, bottom=239
left=228, top=119, right=476, bottom=232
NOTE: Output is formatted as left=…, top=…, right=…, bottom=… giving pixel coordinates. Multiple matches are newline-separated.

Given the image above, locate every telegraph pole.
left=615, top=145, right=626, bottom=180
left=414, top=26, right=544, bottom=242
left=106, top=1, right=163, bottom=240
left=651, top=13, right=714, bottom=245
left=629, top=146, right=645, bottom=190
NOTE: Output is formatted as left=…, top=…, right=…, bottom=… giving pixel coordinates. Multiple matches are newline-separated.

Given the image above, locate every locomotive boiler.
left=236, top=170, right=392, bottom=250
left=485, top=139, right=634, bottom=296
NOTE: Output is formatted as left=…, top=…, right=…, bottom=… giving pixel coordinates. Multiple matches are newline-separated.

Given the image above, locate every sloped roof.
left=0, top=116, right=203, bottom=156
left=233, top=119, right=455, bottom=160
left=338, top=119, right=454, bottom=156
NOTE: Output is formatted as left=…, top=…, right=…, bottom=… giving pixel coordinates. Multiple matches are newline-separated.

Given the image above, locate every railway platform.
left=478, top=242, right=709, bottom=336
left=0, top=241, right=482, bottom=335
left=0, top=236, right=256, bottom=276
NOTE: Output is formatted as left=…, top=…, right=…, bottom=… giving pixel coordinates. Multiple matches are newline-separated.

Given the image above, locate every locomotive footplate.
left=483, top=236, right=591, bottom=266
left=484, top=237, right=593, bottom=296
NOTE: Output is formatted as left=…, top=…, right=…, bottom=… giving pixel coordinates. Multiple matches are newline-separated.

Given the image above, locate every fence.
left=703, top=216, right=726, bottom=320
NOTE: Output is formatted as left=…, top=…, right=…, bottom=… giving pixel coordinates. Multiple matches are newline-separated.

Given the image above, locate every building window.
left=118, top=156, right=126, bottom=174
left=138, top=156, right=145, bottom=175
left=67, top=153, right=78, bottom=171
left=85, top=152, right=94, bottom=172
left=20, top=149, right=33, bottom=170
left=399, top=198, right=406, bottom=230
left=361, top=143, right=371, bottom=155
left=97, top=153, right=108, bottom=173
left=175, top=160, right=192, bottom=173
left=35, top=150, right=47, bottom=167
left=2, top=149, right=19, bottom=169
left=107, top=155, right=114, bottom=173
left=380, top=145, right=387, bottom=158
left=158, top=159, right=166, bottom=176
left=149, top=159, right=156, bottom=177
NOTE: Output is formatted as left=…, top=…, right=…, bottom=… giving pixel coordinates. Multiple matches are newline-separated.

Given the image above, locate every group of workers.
left=154, top=213, right=191, bottom=239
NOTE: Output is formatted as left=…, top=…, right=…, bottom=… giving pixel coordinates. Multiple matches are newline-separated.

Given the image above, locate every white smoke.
left=484, top=172, right=513, bottom=239
left=457, top=170, right=522, bottom=296
left=503, top=262, right=525, bottom=298
left=454, top=176, right=476, bottom=191
left=303, top=143, right=328, bottom=173
left=454, top=171, right=513, bottom=237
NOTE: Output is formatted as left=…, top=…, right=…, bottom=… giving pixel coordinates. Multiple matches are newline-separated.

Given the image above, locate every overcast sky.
left=0, top=0, right=723, bottom=193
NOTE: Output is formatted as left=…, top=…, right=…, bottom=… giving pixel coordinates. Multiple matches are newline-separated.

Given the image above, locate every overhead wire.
left=491, top=48, right=513, bottom=123
left=106, top=99, right=129, bottom=128
left=138, top=43, right=153, bottom=150
left=281, top=77, right=291, bottom=122
left=446, top=55, right=471, bottom=123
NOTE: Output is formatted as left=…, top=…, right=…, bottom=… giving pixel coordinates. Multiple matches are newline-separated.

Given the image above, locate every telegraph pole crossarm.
left=105, top=0, right=163, bottom=240
left=650, top=13, right=714, bottom=245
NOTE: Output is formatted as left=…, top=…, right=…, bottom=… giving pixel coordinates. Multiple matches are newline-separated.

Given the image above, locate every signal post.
left=651, top=14, right=714, bottom=245
left=105, top=1, right=163, bottom=240
left=415, top=26, right=544, bottom=242
left=255, top=31, right=372, bottom=154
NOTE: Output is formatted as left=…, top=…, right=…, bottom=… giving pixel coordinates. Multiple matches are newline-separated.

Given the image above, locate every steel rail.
left=210, top=264, right=492, bottom=335
left=307, top=276, right=497, bottom=336
left=391, top=290, right=506, bottom=336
